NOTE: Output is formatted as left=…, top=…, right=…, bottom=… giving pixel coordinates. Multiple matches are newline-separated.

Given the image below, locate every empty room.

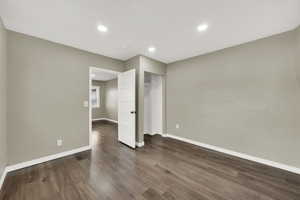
left=0, top=1, right=300, bottom=199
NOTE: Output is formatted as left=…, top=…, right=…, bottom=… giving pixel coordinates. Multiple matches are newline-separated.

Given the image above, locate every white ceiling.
left=91, top=68, right=118, bottom=81
left=0, top=0, right=299, bottom=63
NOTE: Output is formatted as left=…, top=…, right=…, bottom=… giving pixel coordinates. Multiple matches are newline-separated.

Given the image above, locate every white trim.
left=92, top=118, right=106, bottom=121
left=0, top=167, right=8, bottom=191
left=165, top=134, right=300, bottom=175
left=136, top=141, right=145, bottom=147
left=89, top=67, right=93, bottom=147
left=103, top=118, right=118, bottom=123
left=91, top=86, right=100, bottom=108
left=144, top=132, right=167, bottom=137
left=92, top=118, right=118, bottom=123
left=90, top=66, right=121, bottom=75
left=6, top=146, right=91, bottom=172
left=144, top=132, right=155, bottom=136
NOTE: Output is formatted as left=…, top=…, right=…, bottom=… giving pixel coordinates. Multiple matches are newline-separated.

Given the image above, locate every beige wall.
left=105, top=79, right=118, bottom=121
left=141, top=56, right=166, bottom=75
left=7, top=31, right=124, bottom=165
left=297, top=26, right=300, bottom=72
left=166, top=28, right=300, bottom=168
left=0, top=18, right=7, bottom=178
left=92, top=80, right=106, bottom=119
left=125, top=56, right=140, bottom=71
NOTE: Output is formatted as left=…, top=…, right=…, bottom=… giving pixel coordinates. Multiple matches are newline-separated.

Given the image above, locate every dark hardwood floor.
left=1, top=121, right=300, bottom=200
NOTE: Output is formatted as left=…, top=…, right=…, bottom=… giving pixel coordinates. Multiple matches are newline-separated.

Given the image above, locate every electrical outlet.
left=57, top=139, right=63, bottom=146
left=176, top=124, right=180, bottom=129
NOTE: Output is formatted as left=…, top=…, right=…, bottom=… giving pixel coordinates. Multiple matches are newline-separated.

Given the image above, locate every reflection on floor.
left=1, top=121, right=300, bottom=200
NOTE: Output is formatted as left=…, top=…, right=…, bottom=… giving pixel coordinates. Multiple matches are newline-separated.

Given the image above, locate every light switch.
left=83, top=100, right=89, bottom=107
left=176, top=124, right=180, bottom=129
left=57, top=139, right=63, bottom=146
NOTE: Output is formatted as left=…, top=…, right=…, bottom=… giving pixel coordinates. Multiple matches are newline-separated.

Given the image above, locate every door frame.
left=88, top=66, right=121, bottom=147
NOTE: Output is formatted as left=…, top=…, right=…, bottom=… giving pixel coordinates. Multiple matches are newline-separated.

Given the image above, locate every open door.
left=118, top=69, right=136, bottom=148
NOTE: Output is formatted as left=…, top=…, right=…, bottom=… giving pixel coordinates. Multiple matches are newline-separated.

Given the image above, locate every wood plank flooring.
left=1, top=121, right=300, bottom=200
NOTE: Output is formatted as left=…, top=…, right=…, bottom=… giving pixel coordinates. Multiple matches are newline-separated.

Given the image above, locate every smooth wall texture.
left=7, top=31, right=124, bottom=165
left=124, top=56, right=140, bottom=71
left=167, top=28, right=300, bottom=168
left=297, top=26, right=300, bottom=70
left=105, top=79, right=118, bottom=121
left=0, top=18, right=7, bottom=178
left=92, top=80, right=106, bottom=119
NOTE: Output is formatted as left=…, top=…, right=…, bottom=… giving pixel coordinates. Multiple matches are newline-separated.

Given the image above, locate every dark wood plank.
left=1, top=121, right=300, bottom=200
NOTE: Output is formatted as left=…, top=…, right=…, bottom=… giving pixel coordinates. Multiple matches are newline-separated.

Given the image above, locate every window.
left=91, top=86, right=100, bottom=108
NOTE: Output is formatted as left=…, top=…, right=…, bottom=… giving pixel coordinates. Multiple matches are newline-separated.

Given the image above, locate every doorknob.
left=130, top=111, right=136, bottom=114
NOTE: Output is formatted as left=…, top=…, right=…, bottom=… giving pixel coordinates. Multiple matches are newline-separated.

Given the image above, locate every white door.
left=118, top=69, right=136, bottom=148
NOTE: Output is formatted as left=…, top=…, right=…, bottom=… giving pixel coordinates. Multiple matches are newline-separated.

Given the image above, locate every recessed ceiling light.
left=148, top=46, right=156, bottom=53
left=97, top=24, right=108, bottom=32
left=197, top=23, right=208, bottom=32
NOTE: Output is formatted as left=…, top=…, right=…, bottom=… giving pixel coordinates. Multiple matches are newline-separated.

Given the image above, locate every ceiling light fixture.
left=148, top=46, right=156, bottom=53
left=197, top=23, right=208, bottom=32
left=97, top=24, right=108, bottom=32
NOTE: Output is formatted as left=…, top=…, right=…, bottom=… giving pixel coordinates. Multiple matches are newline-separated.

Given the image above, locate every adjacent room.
left=90, top=67, right=119, bottom=147
left=0, top=1, right=300, bottom=199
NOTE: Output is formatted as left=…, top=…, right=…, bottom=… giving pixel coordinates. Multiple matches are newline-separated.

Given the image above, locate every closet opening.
left=144, top=72, right=163, bottom=136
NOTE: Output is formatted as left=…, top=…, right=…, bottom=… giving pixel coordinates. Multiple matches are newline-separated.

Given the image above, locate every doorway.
left=89, top=67, right=119, bottom=147
left=89, top=67, right=136, bottom=148
left=144, top=72, right=163, bottom=135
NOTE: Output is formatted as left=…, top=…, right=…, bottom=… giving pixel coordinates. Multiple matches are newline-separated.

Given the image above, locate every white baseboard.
left=0, top=167, right=8, bottom=191
left=93, top=118, right=118, bottom=123
left=144, top=132, right=167, bottom=137
left=6, top=146, right=91, bottom=172
left=136, top=141, right=145, bottom=147
left=144, top=132, right=154, bottom=136
left=105, top=118, right=118, bottom=123
left=92, top=118, right=105, bottom=121
left=144, top=132, right=156, bottom=136
left=165, top=134, right=300, bottom=175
